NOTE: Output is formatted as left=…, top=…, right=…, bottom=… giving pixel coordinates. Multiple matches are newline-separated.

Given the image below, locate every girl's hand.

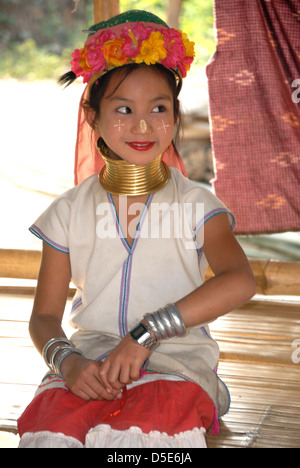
left=98, top=334, right=151, bottom=393
left=60, top=353, right=123, bottom=401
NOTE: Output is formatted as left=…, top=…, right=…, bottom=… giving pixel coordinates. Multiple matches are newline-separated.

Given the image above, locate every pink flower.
left=121, top=23, right=153, bottom=58
left=71, top=47, right=94, bottom=83
left=71, top=49, right=84, bottom=76
left=86, top=47, right=106, bottom=74
left=86, top=29, right=116, bottom=48
left=177, top=56, right=194, bottom=78
left=85, top=30, right=116, bottom=77
left=160, top=28, right=186, bottom=69
left=71, top=30, right=117, bottom=82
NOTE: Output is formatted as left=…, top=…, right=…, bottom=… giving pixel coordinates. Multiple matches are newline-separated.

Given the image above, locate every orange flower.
left=77, top=46, right=92, bottom=73
left=102, top=38, right=127, bottom=67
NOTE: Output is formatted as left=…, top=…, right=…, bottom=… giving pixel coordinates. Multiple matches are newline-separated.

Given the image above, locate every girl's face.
left=95, top=67, right=177, bottom=165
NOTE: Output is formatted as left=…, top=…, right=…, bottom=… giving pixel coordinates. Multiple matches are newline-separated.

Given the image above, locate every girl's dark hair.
left=59, top=63, right=183, bottom=149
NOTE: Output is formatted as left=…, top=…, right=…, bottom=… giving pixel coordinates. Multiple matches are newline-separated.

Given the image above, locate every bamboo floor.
left=0, top=293, right=299, bottom=448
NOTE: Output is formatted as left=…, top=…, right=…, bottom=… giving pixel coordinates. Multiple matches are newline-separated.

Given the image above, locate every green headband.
left=88, top=10, right=169, bottom=35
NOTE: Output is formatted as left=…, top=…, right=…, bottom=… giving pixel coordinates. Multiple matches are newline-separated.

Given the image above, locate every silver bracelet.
left=153, top=310, right=169, bottom=340
left=50, top=345, right=66, bottom=371
left=165, top=304, right=187, bottom=337
left=42, top=337, right=83, bottom=377
left=50, top=344, right=74, bottom=371
left=144, top=303, right=187, bottom=342
left=54, top=347, right=83, bottom=377
left=144, top=314, right=160, bottom=339
left=42, top=337, right=73, bottom=371
left=157, top=307, right=176, bottom=338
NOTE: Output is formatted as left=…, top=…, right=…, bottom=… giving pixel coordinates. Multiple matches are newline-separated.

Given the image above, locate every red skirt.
left=18, top=380, right=214, bottom=448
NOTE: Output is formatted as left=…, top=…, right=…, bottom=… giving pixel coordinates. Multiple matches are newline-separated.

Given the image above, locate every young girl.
left=18, top=10, right=255, bottom=448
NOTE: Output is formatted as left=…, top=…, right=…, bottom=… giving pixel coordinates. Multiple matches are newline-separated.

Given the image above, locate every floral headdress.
left=71, top=10, right=195, bottom=87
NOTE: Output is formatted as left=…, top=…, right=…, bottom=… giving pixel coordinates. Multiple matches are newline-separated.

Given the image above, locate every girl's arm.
left=175, top=213, right=256, bottom=327
left=29, top=242, right=121, bottom=401
left=99, top=213, right=256, bottom=391
left=29, top=242, right=71, bottom=354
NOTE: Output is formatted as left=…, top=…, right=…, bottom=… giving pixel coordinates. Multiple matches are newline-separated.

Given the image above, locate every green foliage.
left=180, top=0, right=215, bottom=64
left=0, top=0, right=215, bottom=80
left=0, top=39, right=71, bottom=80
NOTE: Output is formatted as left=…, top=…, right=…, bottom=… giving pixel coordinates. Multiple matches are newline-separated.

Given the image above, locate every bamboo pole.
left=0, top=249, right=41, bottom=280
left=93, top=0, right=120, bottom=24
left=1, top=249, right=300, bottom=296
left=205, top=259, right=300, bottom=296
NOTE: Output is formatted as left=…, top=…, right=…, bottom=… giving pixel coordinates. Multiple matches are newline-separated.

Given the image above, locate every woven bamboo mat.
left=1, top=294, right=299, bottom=448
left=207, top=298, right=300, bottom=448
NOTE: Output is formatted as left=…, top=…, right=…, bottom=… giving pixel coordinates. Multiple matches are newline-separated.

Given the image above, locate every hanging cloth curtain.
left=207, top=0, right=300, bottom=234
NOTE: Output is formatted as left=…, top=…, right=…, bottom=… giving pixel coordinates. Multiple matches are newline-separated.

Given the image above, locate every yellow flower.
left=180, top=31, right=195, bottom=57
left=135, top=31, right=167, bottom=65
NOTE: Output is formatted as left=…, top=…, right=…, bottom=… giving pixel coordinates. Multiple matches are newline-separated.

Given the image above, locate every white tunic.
left=30, top=167, right=235, bottom=417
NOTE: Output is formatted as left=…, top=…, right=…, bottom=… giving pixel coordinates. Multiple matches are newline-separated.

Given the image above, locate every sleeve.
left=194, top=186, right=236, bottom=237
left=29, top=193, right=72, bottom=254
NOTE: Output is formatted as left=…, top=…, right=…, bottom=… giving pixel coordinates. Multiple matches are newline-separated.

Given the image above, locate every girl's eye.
left=117, top=106, right=132, bottom=114
left=152, top=105, right=166, bottom=113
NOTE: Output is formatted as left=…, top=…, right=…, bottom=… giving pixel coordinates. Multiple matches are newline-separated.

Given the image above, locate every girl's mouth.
left=127, top=142, right=155, bottom=151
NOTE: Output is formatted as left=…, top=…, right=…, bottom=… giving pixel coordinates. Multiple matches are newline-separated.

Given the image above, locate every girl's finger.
left=129, top=365, right=140, bottom=383
left=98, top=360, right=114, bottom=393
left=106, top=362, right=124, bottom=390
left=88, top=374, right=116, bottom=400
left=119, top=365, right=132, bottom=386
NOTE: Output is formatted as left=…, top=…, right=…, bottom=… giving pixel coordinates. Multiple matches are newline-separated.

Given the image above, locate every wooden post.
left=167, top=0, right=184, bottom=28
left=93, top=0, right=120, bottom=24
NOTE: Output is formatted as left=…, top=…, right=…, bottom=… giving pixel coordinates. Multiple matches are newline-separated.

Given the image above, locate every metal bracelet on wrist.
left=50, top=345, right=76, bottom=372
left=165, top=304, right=187, bottom=337
left=144, top=314, right=160, bottom=340
left=42, top=337, right=73, bottom=369
left=54, top=347, right=83, bottom=377
left=42, top=337, right=82, bottom=376
left=144, top=303, right=187, bottom=342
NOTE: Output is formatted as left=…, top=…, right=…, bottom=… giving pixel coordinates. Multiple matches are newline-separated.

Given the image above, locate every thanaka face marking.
left=114, top=120, right=125, bottom=132
left=140, top=119, right=148, bottom=133
left=157, top=120, right=171, bottom=134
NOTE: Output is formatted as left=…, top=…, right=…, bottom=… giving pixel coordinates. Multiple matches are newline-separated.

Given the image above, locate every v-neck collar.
left=107, top=192, right=154, bottom=254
